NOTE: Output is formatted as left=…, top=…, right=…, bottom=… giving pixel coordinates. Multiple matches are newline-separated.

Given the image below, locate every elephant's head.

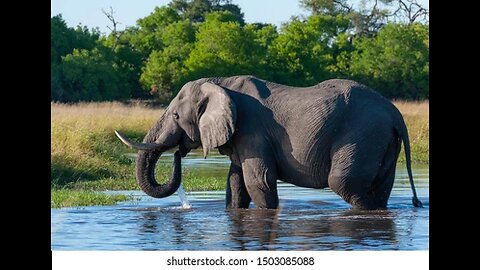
left=115, top=81, right=237, bottom=198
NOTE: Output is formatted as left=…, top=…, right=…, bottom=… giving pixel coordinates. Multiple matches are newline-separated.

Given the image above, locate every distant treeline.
left=51, top=0, right=429, bottom=103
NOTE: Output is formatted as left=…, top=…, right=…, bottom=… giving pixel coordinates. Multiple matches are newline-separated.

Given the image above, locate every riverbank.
left=51, top=101, right=428, bottom=208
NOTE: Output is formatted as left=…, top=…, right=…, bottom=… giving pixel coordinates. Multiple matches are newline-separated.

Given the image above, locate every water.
left=176, top=183, right=191, bottom=209
left=51, top=150, right=429, bottom=250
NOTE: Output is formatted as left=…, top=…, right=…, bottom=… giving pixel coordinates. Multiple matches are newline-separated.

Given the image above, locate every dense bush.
left=350, top=23, right=429, bottom=99
left=51, top=0, right=429, bottom=102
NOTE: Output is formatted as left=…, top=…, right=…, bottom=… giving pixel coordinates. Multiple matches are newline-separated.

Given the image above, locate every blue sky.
left=51, top=0, right=429, bottom=34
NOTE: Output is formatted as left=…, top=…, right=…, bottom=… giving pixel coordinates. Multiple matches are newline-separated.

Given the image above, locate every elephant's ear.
left=198, top=82, right=237, bottom=157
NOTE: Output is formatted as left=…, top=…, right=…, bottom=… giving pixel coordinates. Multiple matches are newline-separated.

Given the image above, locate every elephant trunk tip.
left=136, top=149, right=183, bottom=199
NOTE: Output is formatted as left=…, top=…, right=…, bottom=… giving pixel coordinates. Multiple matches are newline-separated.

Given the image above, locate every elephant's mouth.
left=179, top=143, right=190, bottom=157
left=178, top=134, right=200, bottom=157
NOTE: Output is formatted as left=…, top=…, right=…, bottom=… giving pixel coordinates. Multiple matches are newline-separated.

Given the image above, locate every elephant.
left=115, top=75, right=423, bottom=210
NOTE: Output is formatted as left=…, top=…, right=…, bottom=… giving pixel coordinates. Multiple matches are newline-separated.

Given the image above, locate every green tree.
left=184, top=11, right=263, bottom=79
left=301, top=0, right=428, bottom=37
left=244, top=23, right=279, bottom=80
left=128, top=6, right=182, bottom=54
left=169, top=0, right=212, bottom=22
left=268, top=14, right=350, bottom=86
left=50, top=14, right=100, bottom=63
left=218, top=3, right=244, bottom=25
left=51, top=0, right=428, bottom=102
left=51, top=15, right=100, bottom=64
left=61, top=47, right=126, bottom=101
left=51, top=15, right=73, bottom=64
left=349, top=23, right=429, bottom=99
left=51, top=15, right=102, bottom=101
left=301, top=0, right=391, bottom=37
left=100, top=33, right=145, bottom=99
left=140, top=20, right=196, bottom=102
left=300, top=0, right=352, bottom=15
left=51, top=63, right=63, bottom=100
left=169, top=0, right=244, bottom=24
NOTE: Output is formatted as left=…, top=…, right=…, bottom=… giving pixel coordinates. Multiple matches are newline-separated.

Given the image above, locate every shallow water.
left=51, top=150, right=429, bottom=250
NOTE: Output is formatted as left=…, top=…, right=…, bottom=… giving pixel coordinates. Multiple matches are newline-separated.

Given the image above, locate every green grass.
left=66, top=172, right=225, bottom=191
left=51, top=189, right=133, bottom=208
left=51, top=100, right=428, bottom=208
left=182, top=175, right=225, bottom=191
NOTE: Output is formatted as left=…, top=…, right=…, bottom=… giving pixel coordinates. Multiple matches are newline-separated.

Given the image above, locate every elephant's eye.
left=172, top=111, right=179, bottom=119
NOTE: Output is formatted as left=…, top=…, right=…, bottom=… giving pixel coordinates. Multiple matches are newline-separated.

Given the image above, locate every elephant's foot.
left=349, top=195, right=377, bottom=210
left=226, top=194, right=251, bottom=209
left=328, top=176, right=380, bottom=210
left=252, top=195, right=279, bottom=209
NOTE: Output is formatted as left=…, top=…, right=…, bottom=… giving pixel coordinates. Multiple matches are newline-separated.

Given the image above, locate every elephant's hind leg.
left=226, top=164, right=251, bottom=209
left=328, top=175, right=377, bottom=210
left=369, top=139, right=401, bottom=208
left=328, top=143, right=387, bottom=210
left=368, top=165, right=396, bottom=209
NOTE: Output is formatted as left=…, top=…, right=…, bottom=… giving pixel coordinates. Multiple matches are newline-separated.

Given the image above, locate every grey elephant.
left=116, top=75, right=423, bottom=210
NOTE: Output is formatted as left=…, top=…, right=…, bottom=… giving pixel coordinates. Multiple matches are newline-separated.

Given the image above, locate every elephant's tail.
left=396, top=116, right=423, bottom=208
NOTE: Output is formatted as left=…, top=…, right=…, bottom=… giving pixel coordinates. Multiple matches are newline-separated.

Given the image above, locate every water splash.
left=177, top=182, right=191, bottom=209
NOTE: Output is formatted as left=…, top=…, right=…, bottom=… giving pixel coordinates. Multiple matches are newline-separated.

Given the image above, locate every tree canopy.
left=51, top=0, right=429, bottom=103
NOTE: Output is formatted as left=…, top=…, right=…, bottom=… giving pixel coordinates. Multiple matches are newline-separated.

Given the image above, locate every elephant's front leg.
left=226, top=163, right=251, bottom=208
left=242, top=158, right=279, bottom=209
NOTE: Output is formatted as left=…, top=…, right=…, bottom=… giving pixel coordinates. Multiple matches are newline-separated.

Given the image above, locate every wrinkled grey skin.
left=116, top=75, right=423, bottom=210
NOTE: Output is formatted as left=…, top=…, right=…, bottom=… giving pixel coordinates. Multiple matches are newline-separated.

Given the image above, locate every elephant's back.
left=266, top=79, right=364, bottom=133
left=265, top=82, right=351, bottom=186
left=267, top=79, right=394, bottom=187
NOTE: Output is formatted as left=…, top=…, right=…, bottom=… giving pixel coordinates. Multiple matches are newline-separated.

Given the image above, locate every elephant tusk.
left=114, top=130, right=163, bottom=151
left=263, top=168, right=271, bottom=191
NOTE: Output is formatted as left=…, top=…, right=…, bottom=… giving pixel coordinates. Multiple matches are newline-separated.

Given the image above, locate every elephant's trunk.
left=116, top=108, right=183, bottom=198
left=135, top=150, right=182, bottom=198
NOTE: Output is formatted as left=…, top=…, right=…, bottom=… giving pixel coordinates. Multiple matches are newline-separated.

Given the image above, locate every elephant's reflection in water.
left=227, top=208, right=397, bottom=250
left=133, top=204, right=398, bottom=250
left=138, top=210, right=190, bottom=248
left=323, top=210, right=398, bottom=249
left=227, top=209, right=280, bottom=250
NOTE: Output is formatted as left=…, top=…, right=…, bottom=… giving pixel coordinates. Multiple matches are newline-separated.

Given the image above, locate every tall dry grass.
left=392, top=100, right=429, bottom=163
left=51, top=102, right=166, bottom=188
left=51, top=102, right=164, bottom=132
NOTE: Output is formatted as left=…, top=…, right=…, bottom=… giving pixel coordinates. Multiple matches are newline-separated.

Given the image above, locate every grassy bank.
left=393, top=100, right=429, bottom=163
left=51, top=102, right=225, bottom=207
left=51, top=100, right=428, bottom=207
left=51, top=189, right=133, bottom=208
